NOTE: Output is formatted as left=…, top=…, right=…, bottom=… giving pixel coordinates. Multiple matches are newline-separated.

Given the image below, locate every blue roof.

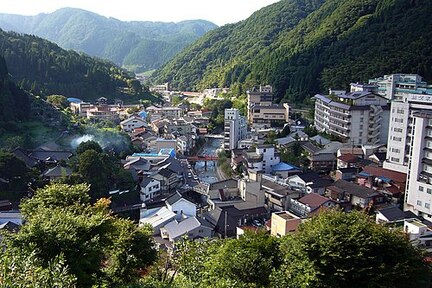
left=138, top=111, right=148, bottom=118
left=272, top=162, right=300, bottom=172
left=159, top=148, right=176, bottom=157
left=358, top=171, right=370, bottom=177
left=132, top=148, right=176, bottom=158
left=67, top=97, right=82, bottom=103
left=378, top=176, right=392, bottom=183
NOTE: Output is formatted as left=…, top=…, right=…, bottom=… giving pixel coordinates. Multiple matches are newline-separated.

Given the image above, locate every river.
left=194, top=137, right=223, bottom=184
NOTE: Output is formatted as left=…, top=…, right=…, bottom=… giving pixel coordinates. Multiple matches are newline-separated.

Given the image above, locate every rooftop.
left=299, top=193, right=332, bottom=208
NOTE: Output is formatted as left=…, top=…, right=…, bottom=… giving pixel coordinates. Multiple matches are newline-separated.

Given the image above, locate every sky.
left=0, top=0, right=280, bottom=26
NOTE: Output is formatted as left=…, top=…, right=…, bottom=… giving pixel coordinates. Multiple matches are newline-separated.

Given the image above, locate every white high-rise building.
left=405, top=111, right=432, bottom=220
left=224, top=108, right=247, bottom=150
left=373, top=74, right=432, bottom=174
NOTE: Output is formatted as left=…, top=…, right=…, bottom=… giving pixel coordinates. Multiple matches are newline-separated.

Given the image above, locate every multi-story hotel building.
left=247, top=85, right=289, bottom=129
left=314, top=90, right=389, bottom=145
left=405, top=111, right=432, bottom=220
left=224, top=108, right=247, bottom=150
left=365, top=74, right=432, bottom=174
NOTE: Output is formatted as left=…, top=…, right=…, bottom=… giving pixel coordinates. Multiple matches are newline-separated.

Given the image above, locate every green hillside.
left=0, top=8, right=217, bottom=73
left=153, top=0, right=432, bottom=103
left=0, top=56, right=30, bottom=127
left=0, top=29, right=138, bottom=100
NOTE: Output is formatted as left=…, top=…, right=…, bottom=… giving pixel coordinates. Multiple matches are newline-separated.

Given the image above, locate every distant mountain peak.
left=0, top=8, right=217, bottom=73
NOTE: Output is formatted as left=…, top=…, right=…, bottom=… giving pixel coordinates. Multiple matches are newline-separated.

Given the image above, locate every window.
left=428, top=188, right=432, bottom=194
left=391, top=148, right=400, bottom=153
left=394, top=118, right=404, bottom=123
left=419, top=186, right=424, bottom=192
left=392, top=136, right=402, bottom=142
left=391, top=157, right=400, bottom=162
left=418, top=200, right=423, bottom=206
left=396, top=109, right=405, bottom=114
left=394, top=128, right=403, bottom=133
left=426, top=203, right=430, bottom=209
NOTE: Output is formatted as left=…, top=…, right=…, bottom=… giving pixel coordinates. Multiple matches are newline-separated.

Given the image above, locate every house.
left=0, top=211, right=22, bottom=226
left=335, top=167, right=358, bottom=181
left=289, top=193, right=336, bottom=218
left=289, top=130, right=309, bottom=141
left=165, top=192, right=196, bottom=218
left=243, top=144, right=280, bottom=174
left=261, top=177, right=300, bottom=211
left=368, top=152, right=387, bottom=166
left=160, top=216, right=213, bottom=243
left=337, top=154, right=360, bottom=169
left=327, top=179, right=384, bottom=210
left=139, top=192, right=197, bottom=234
left=287, top=172, right=322, bottom=194
left=270, top=211, right=302, bottom=237
left=375, top=206, right=414, bottom=224
left=203, top=205, right=268, bottom=237
left=28, top=149, right=73, bottom=165
left=403, top=219, right=432, bottom=251
left=139, top=206, right=177, bottom=235
left=359, top=166, right=406, bottom=196
left=152, top=168, right=181, bottom=193
left=140, top=177, right=161, bottom=202
left=120, top=116, right=147, bottom=133
left=197, top=179, right=239, bottom=200
left=271, top=162, right=301, bottom=178
left=42, top=166, right=72, bottom=181
left=12, top=148, right=38, bottom=168
left=310, top=135, right=331, bottom=146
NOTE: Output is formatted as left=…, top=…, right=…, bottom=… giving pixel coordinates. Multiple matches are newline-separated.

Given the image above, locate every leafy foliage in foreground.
left=144, top=210, right=430, bottom=288
left=2, top=183, right=157, bottom=287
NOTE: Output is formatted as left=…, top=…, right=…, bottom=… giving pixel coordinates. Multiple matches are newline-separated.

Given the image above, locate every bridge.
left=186, top=155, right=218, bottom=161
left=185, top=155, right=218, bottom=170
left=204, top=134, right=224, bottom=139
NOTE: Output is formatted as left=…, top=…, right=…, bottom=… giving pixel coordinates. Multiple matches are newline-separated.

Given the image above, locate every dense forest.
left=0, top=28, right=141, bottom=100
left=0, top=8, right=217, bottom=73
left=153, top=0, right=432, bottom=104
left=0, top=56, right=30, bottom=129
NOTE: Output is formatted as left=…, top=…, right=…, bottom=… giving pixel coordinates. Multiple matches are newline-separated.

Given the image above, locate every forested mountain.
left=153, top=0, right=432, bottom=104
left=0, top=29, right=140, bottom=100
left=0, top=56, right=30, bottom=129
left=0, top=8, right=217, bottom=72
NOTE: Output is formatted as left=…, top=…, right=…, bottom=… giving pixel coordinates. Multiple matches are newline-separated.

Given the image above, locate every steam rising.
left=70, top=128, right=130, bottom=153
left=71, top=134, right=95, bottom=149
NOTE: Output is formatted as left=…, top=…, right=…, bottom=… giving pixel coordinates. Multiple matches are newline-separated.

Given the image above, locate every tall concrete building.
left=368, top=74, right=429, bottom=100
left=314, top=90, right=389, bottom=145
left=405, top=111, right=432, bottom=220
left=224, top=108, right=247, bottom=150
left=247, top=85, right=289, bottom=129
left=366, top=74, right=432, bottom=173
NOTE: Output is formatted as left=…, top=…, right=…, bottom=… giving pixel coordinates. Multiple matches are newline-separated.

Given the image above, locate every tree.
left=170, top=231, right=281, bottom=287
left=272, top=210, right=432, bottom=288
left=0, top=249, right=76, bottom=287
left=76, top=140, right=103, bottom=154
left=78, top=149, right=109, bottom=198
left=0, top=150, right=31, bottom=200
left=47, top=94, right=69, bottom=109
left=6, top=183, right=157, bottom=287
